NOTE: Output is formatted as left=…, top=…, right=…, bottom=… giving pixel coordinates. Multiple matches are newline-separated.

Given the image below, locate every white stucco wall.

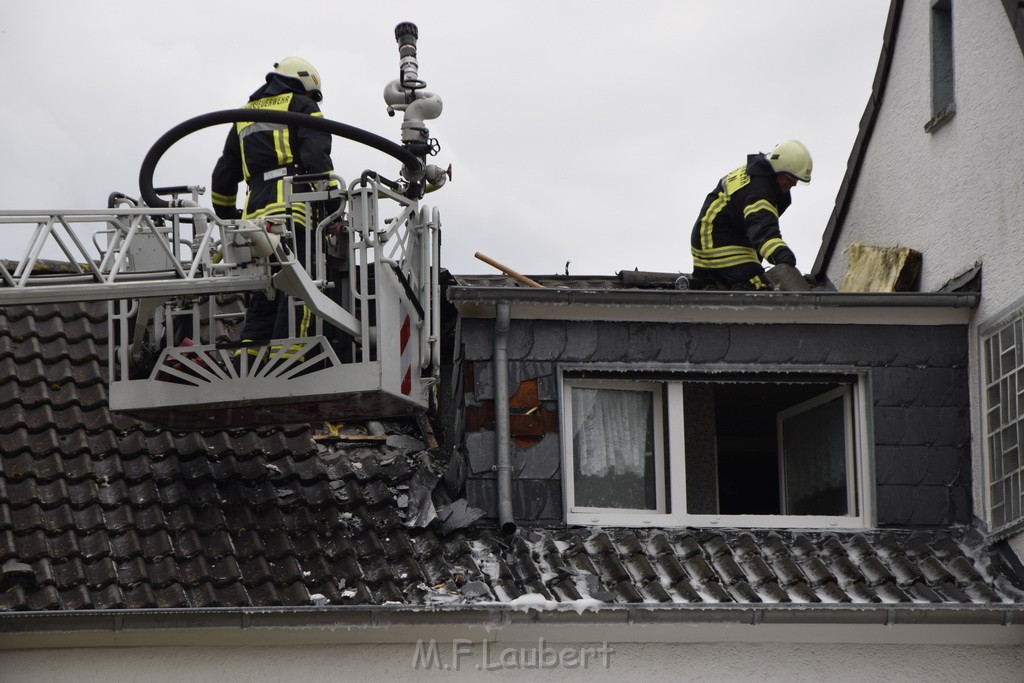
left=824, top=0, right=1024, bottom=532
left=827, top=0, right=1024, bottom=314
left=5, top=641, right=1024, bottom=682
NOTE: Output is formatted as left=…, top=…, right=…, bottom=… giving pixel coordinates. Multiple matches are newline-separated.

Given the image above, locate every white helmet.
left=273, top=57, right=323, bottom=101
left=767, top=140, right=813, bottom=183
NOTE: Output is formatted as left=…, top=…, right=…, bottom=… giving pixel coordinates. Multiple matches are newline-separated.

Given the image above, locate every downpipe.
left=494, top=301, right=516, bottom=535
left=430, top=206, right=441, bottom=373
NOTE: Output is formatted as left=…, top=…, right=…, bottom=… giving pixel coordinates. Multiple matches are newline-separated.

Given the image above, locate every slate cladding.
left=2, top=298, right=1022, bottom=613
left=456, top=312, right=971, bottom=529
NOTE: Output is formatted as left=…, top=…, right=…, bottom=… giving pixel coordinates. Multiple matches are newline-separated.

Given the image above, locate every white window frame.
left=980, top=307, right=1024, bottom=536
left=560, top=367, right=873, bottom=529
left=561, top=378, right=685, bottom=526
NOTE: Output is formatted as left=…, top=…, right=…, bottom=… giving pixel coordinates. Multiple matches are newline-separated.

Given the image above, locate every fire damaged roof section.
left=1, top=298, right=1023, bottom=621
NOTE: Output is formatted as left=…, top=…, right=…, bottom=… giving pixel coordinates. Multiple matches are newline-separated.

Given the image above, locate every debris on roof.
left=839, top=243, right=922, bottom=292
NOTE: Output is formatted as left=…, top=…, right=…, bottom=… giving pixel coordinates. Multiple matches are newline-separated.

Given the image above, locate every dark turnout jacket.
left=211, top=74, right=337, bottom=228
left=690, top=153, right=796, bottom=286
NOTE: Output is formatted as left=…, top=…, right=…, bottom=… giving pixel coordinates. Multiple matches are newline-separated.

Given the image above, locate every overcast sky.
left=2, top=0, right=890, bottom=277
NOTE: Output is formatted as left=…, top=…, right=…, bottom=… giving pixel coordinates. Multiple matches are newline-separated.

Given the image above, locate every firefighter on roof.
left=211, top=56, right=341, bottom=344
left=690, top=140, right=812, bottom=291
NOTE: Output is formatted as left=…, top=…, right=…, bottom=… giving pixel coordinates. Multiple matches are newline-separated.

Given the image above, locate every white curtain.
left=572, top=387, right=652, bottom=477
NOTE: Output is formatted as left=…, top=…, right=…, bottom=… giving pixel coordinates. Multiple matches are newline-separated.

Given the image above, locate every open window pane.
left=778, top=387, right=852, bottom=516
left=570, top=386, right=658, bottom=511
left=682, top=380, right=857, bottom=518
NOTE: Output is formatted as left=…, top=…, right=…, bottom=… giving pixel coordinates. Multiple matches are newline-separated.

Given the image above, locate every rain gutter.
left=2, top=604, right=1023, bottom=647
left=446, top=287, right=979, bottom=310
left=447, top=288, right=978, bottom=326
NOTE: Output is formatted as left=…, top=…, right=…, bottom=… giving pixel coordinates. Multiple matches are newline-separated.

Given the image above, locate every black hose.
left=360, top=170, right=403, bottom=192
left=138, top=109, right=423, bottom=208
left=108, top=192, right=134, bottom=208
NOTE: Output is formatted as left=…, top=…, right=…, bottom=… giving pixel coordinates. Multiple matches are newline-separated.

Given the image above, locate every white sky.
left=1, top=0, right=890, bottom=277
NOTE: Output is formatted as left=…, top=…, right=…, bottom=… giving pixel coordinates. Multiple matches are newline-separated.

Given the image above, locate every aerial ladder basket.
left=0, top=23, right=447, bottom=429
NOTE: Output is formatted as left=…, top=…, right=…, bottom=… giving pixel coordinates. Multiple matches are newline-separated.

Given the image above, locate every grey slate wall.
left=452, top=319, right=970, bottom=528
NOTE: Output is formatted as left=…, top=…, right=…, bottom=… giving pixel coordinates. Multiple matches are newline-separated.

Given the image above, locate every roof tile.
left=176, top=555, right=212, bottom=585
left=139, top=531, right=174, bottom=559
left=208, top=556, right=242, bottom=585
left=58, top=585, right=93, bottom=610
left=154, top=583, right=190, bottom=608
left=47, top=530, right=81, bottom=562
left=738, top=554, right=775, bottom=587
left=787, top=581, right=820, bottom=603
left=148, top=557, right=180, bottom=588
left=963, top=580, right=1001, bottom=603
left=683, top=555, right=717, bottom=585
left=102, top=506, right=135, bottom=535
left=860, top=556, right=895, bottom=586
left=874, top=581, right=912, bottom=603
left=15, top=529, right=49, bottom=562
left=201, top=529, right=235, bottom=560
left=767, top=554, right=805, bottom=587
left=11, top=504, right=45, bottom=532
left=797, top=556, right=834, bottom=588
left=817, top=582, right=852, bottom=604
left=712, top=554, right=746, bottom=586
left=828, top=556, right=866, bottom=587
left=133, top=506, right=166, bottom=534
left=85, top=557, right=118, bottom=588
left=905, top=582, right=942, bottom=603
left=123, top=583, right=158, bottom=609
left=670, top=578, right=703, bottom=602
left=116, top=557, right=149, bottom=587
left=935, top=580, right=972, bottom=603
left=30, top=558, right=55, bottom=588
left=888, top=555, right=925, bottom=586
left=239, top=556, right=274, bottom=586
left=243, top=581, right=283, bottom=606
left=652, top=552, right=689, bottom=585
left=187, top=582, right=220, bottom=608
left=726, top=580, right=760, bottom=603
left=844, top=582, right=881, bottom=603
left=72, top=504, right=105, bottom=533
left=43, top=504, right=75, bottom=535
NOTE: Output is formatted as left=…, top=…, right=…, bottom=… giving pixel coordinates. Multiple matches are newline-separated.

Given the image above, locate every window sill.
left=924, top=104, right=956, bottom=133
left=565, top=513, right=869, bottom=530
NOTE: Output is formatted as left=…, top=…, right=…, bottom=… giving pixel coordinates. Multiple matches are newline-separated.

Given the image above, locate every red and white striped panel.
left=399, top=312, right=412, bottom=395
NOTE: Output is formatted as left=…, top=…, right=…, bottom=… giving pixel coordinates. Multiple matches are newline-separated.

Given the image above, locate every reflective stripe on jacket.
left=690, top=153, right=796, bottom=271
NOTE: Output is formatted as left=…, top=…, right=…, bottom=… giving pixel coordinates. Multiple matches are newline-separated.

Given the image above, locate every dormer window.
left=560, top=368, right=873, bottom=529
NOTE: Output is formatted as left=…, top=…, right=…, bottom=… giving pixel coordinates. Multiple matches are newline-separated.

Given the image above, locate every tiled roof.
left=2, top=299, right=1023, bottom=616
